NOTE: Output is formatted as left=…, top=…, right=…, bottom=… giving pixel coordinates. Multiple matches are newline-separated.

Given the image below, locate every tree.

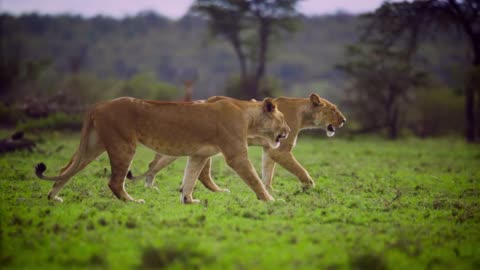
left=338, top=42, right=428, bottom=139
left=365, top=0, right=480, bottom=142
left=192, top=0, right=300, bottom=99
left=193, top=0, right=250, bottom=84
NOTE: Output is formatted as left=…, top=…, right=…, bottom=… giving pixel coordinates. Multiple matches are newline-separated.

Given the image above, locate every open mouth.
left=275, top=132, right=288, bottom=143
left=326, top=124, right=336, bottom=137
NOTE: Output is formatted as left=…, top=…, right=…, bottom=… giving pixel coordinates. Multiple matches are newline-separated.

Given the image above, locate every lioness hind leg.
left=145, top=154, right=177, bottom=188
left=268, top=150, right=315, bottom=188
left=106, top=144, right=143, bottom=203
left=48, top=144, right=105, bottom=202
left=198, top=158, right=230, bottom=192
left=180, top=156, right=208, bottom=204
left=261, top=149, right=277, bottom=192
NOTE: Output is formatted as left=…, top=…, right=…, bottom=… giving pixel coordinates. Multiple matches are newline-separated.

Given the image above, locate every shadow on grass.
left=350, top=253, right=386, bottom=270
left=139, top=244, right=213, bottom=269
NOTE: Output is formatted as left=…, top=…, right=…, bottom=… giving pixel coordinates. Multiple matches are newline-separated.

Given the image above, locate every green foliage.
left=120, top=73, right=180, bottom=100
left=0, top=13, right=466, bottom=100
left=0, top=134, right=479, bottom=268
left=409, top=87, right=465, bottom=137
left=0, top=103, right=27, bottom=127
left=364, top=0, right=480, bottom=141
left=58, top=73, right=122, bottom=103
left=16, top=113, right=83, bottom=132
left=224, top=75, right=283, bottom=99
left=338, top=42, right=430, bottom=138
left=192, top=0, right=302, bottom=98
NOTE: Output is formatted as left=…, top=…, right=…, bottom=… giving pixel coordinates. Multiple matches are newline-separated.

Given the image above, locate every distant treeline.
left=0, top=11, right=472, bottom=138
left=0, top=11, right=468, bottom=102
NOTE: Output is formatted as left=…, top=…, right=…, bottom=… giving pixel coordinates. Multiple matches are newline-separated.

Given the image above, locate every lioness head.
left=258, top=98, right=290, bottom=149
left=307, top=93, right=346, bottom=137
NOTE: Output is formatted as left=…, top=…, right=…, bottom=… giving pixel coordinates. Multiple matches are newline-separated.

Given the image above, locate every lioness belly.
left=140, top=139, right=220, bottom=157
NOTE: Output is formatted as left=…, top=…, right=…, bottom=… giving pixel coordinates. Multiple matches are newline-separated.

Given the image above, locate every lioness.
left=34, top=97, right=290, bottom=203
left=128, top=93, right=346, bottom=191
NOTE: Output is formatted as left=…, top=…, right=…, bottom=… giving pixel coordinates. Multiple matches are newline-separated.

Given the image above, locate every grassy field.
left=0, top=131, right=479, bottom=269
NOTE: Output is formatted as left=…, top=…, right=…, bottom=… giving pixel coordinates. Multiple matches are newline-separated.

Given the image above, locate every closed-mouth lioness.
left=34, top=97, right=290, bottom=203
left=128, top=93, right=346, bottom=191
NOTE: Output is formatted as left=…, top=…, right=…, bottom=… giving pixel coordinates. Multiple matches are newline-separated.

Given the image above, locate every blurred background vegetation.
left=0, top=0, right=478, bottom=141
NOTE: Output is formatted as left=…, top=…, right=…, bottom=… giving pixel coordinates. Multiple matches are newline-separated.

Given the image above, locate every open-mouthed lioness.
left=34, top=97, right=290, bottom=203
left=128, top=93, right=346, bottom=191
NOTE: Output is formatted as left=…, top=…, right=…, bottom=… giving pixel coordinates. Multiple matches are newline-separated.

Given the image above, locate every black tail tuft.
left=35, top=163, right=47, bottom=177
left=126, top=170, right=133, bottom=180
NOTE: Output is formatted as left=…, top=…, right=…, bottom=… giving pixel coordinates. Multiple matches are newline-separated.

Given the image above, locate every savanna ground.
left=0, top=131, right=479, bottom=269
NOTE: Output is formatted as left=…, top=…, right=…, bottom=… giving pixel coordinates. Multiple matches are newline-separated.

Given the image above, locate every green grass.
left=1, top=132, right=479, bottom=269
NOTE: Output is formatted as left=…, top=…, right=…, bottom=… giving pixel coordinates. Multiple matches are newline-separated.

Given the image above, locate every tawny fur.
left=129, top=94, right=346, bottom=191
left=35, top=97, right=290, bottom=203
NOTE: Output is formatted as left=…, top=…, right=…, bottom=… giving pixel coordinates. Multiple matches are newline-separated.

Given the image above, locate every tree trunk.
left=389, top=104, right=399, bottom=139
left=231, top=35, right=248, bottom=84
left=465, top=79, right=475, bottom=142
left=251, top=19, right=270, bottom=99
left=449, top=0, right=479, bottom=142
left=465, top=43, right=479, bottom=142
left=477, top=85, right=480, bottom=140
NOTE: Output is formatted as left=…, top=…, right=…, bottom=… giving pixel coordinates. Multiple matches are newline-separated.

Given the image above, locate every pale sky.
left=0, top=0, right=386, bottom=19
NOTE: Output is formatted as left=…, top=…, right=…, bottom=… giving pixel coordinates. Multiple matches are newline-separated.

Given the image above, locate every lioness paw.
left=266, top=185, right=276, bottom=193
left=48, top=196, right=64, bottom=203
left=258, top=193, right=275, bottom=201
left=136, top=199, right=145, bottom=204
left=181, top=194, right=201, bottom=204
left=183, top=198, right=201, bottom=204
left=302, top=180, right=315, bottom=189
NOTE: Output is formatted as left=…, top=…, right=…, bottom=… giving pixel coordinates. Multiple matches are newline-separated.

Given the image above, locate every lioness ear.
left=310, top=93, right=324, bottom=107
left=262, top=98, right=276, bottom=112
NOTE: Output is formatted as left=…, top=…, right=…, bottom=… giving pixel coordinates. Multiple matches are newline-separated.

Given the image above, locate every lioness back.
left=93, top=97, right=249, bottom=156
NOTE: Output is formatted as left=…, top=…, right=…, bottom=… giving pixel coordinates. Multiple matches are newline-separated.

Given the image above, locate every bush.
left=120, top=73, right=180, bottom=100
left=17, top=113, right=83, bottom=132
left=408, top=87, right=464, bottom=137
left=224, top=75, right=284, bottom=99
left=0, top=103, right=27, bottom=127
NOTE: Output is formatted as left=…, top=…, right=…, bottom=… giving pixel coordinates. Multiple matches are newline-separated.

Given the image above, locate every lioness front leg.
left=198, top=158, right=230, bottom=192
left=224, top=151, right=274, bottom=201
left=180, top=156, right=208, bottom=204
left=267, top=149, right=315, bottom=188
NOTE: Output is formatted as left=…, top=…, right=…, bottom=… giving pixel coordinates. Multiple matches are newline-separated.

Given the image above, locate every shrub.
left=119, top=73, right=180, bottom=100
left=17, top=113, right=83, bottom=132
left=409, top=87, right=464, bottom=137
left=0, top=103, right=27, bottom=127
left=225, top=75, right=284, bottom=99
